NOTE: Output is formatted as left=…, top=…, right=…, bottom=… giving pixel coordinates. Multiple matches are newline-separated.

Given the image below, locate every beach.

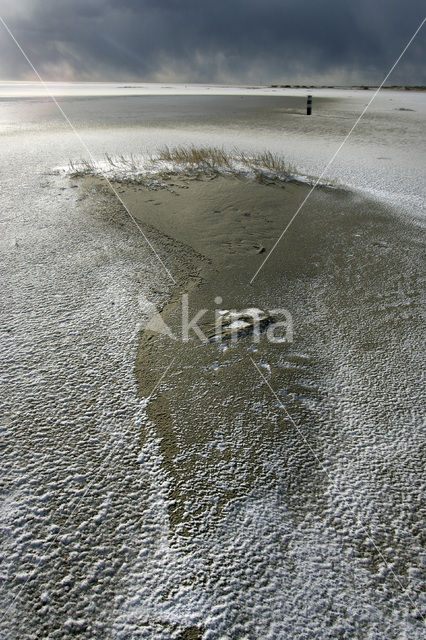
left=77, top=167, right=425, bottom=637
left=0, top=84, right=424, bottom=639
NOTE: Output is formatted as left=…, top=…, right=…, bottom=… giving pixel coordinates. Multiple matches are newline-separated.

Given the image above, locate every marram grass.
left=68, top=146, right=296, bottom=182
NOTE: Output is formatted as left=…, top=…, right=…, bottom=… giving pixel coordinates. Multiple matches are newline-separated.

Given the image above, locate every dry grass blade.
left=155, top=145, right=292, bottom=175
left=157, top=145, right=233, bottom=169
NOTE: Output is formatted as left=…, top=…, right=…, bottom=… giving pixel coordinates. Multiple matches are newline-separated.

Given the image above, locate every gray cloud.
left=0, top=0, right=424, bottom=84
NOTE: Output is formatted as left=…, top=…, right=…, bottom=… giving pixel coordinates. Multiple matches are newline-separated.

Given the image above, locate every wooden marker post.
left=307, top=94, right=312, bottom=115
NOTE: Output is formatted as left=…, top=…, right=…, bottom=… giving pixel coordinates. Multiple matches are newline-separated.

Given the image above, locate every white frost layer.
left=1, top=86, right=424, bottom=639
left=2, top=172, right=423, bottom=639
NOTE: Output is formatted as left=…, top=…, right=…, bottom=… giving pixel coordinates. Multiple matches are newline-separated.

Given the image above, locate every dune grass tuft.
left=157, top=145, right=234, bottom=169
left=156, top=146, right=293, bottom=176
left=68, top=146, right=297, bottom=183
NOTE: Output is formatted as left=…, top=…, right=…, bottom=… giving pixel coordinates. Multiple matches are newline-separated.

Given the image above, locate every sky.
left=0, top=0, right=424, bottom=85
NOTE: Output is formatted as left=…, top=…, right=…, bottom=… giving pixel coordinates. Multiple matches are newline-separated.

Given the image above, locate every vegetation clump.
left=68, top=145, right=295, bottom=183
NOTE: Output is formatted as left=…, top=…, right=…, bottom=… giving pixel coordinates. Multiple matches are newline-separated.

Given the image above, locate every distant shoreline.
left=268, top=84, right=426, bottom=91
left=0, top=81, right=425, bottom=100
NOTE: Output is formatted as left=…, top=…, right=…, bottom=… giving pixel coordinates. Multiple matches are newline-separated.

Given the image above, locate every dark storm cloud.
left=0, top=0, right=424, bottom=83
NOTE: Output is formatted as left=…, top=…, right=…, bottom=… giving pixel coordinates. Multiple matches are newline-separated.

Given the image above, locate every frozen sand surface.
left=0, top=86, right=424, bottom=638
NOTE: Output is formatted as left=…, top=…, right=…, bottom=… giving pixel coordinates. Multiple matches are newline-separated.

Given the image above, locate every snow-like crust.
left=0, top=86, right=424, bottom=639
left=2, top=172, right=423, bottom=639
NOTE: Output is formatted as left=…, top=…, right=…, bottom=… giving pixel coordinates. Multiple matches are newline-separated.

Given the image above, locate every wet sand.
left=87, top=172, right=424, bottom=558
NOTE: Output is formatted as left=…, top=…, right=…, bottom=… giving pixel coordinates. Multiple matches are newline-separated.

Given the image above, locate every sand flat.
left=85, top=171, right=424, bottom=556
left=1, top=86, right=424, bottom=638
